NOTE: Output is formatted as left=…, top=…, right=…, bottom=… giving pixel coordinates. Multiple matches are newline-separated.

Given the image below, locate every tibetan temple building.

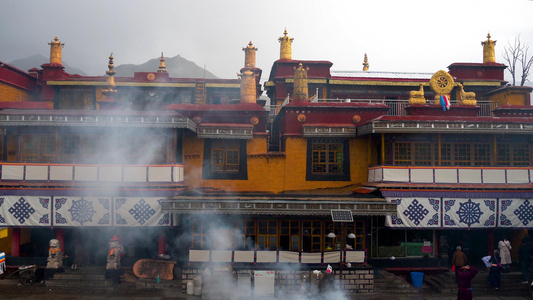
left=0, top=31, right=532, bottom=295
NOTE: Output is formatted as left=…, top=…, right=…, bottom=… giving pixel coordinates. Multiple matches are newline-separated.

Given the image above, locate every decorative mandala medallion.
left=128, top=198, right=156, bottom=225
left=403, top=199, right=429, bottom=226
left=456, top=199, right=483, bottom=227
left=8, top=197, right=35, bottom=224
left=514, top=199, right=533, bottom=226
left=68, top=198, right=97, bottom=226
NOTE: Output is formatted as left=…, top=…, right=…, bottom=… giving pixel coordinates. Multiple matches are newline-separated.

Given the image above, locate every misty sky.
left=2, top=0, right=533, bottom=83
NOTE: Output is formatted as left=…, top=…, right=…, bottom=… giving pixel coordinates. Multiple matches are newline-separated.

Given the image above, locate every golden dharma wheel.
left=429, top=70, right=454, bottom=95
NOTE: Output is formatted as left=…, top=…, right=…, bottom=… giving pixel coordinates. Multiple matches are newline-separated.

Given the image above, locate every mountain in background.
left=8, top=54, right=87, bottom=76
left=113, top=55, right=218, bottom=79
left=7, top=54, right=218, bottom=79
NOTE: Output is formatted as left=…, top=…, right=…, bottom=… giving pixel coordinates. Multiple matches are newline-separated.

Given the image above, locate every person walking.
left=487, top=249, right=502, bottom=290
left=457, top=265, right=478, bottom=300
left=452, top=246, right=468, bottom=283
left=519, top=240, right=531, bottom=284
left=498, top=237, right=512, bottom=273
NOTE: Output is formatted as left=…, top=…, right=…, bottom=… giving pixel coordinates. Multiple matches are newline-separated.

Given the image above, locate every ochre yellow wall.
left=0, top=83, right=32, bottom=102
left=489, top=89, right=531, bottom=106
left=183, top=136, right=287, bottom=193
left=0, top=228, right=31, bottom=255
left=0, top=228, right=11, bottom=254
left=183, top=135, right=370, bottom=194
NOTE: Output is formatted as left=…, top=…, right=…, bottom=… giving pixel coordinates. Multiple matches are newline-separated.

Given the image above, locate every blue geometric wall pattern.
left=113, top=197, right=170, bottom=227
left=500, top=199, right=533, bottom=228
left=53, top=196, right=111, bottom=227
left=386, top=197, right=440, bottom=228
left=3, top=196, right=50, bottom=226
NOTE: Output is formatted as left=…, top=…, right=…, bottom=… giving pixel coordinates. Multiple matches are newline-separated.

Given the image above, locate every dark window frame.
left=202, top=139, right=248, bottom=180
left=306, top=138, right=350, bottom=181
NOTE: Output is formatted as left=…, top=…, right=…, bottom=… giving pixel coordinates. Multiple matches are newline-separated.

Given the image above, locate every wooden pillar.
left=158, top=232, right=167, bottom=255
left=381, top=133, right=385, bottom=165
left=11, top=228, right=21, bottom=256
left=55, top=228, right=65, bottom=251
left=438, top=134, right=441, bottom=165
left=487, top=230, right=495, bottom=256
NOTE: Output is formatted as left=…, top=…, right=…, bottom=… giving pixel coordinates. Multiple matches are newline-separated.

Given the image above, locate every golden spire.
left=238, top=67, right=257, bottom=104
left=278, top=29, right=294, bottom=60
left=158, top=52, right=167, bottom=73
left=48, top=36, right=64, bottom=65
left=243, top=41, right=258, bottom=69
left=363, top=53, right=369, bottom=71
left=482, top=33, right=497, bottom=63
left=293, top=63, right=309, bottom=102
left=102, top=53, right=117, bottom=97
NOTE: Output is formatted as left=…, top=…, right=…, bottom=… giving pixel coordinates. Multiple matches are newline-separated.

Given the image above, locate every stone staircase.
left=373, top=269, right=428, bottom=295
left=423, top=268, right=532, bottom=297
left=45, top=266, right=112, bottom=290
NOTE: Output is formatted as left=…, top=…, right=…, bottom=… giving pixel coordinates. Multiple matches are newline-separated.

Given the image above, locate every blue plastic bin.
left=410, top=272, right=424, bottom=287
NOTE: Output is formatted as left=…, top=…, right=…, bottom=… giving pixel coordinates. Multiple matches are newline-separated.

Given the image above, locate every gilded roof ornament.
left=48, top=36, right=64, bottom=65
left=363, top=53, right=369, bottom=71
left=242, top=41, right=258, bottom=69
left=278, top=29, right=294, bottom=60
left=158, top=52, right=167, bottom=73
left=102, top=53, right=117, bottom=97
left=482, top=33, right=497, bottom=63
left=293, top=63, right=309, bottom=102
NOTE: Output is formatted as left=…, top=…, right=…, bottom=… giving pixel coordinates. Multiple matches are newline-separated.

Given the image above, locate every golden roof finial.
left=293, top=63, right=309, bottom=102
left=158, top=52, right=167, bottom=73
left=102, top=53, right=117, bottom=97
left=363, top=53, right=369, bottom=71
left=242, top=41, right=258, bottom=69
left=482, top=33, right=497, bottom=63
left=48, top=36, right=64, bottom=65
left=278, top=29, right=294, bottom=60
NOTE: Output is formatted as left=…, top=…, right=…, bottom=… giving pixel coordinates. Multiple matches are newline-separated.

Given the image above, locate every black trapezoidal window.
left=202, top=139, right=247, bottom=180
left=306, top=138, right=350, bottom=181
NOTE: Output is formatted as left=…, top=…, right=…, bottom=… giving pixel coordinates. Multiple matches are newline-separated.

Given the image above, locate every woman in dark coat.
left=457, top=265, right=478, bottom=300
left=487, top=249, right=502, bottom=290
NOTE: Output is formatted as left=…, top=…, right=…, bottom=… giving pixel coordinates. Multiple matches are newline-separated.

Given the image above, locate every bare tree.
left=519, top=44, right=533, bottom=86
left=503, top=36, right=533, bottom=86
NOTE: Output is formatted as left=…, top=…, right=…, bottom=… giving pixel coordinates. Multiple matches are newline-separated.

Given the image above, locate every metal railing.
left=265, top=99, right=498, bottom=118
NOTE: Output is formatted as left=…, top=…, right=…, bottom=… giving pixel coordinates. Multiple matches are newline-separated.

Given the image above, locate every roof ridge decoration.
left=482, top=33, right=497, bottom=64
left=362, top=53, right=369, bottom=71
left=278, top=29, right=294, bottom=60
left=158, top=52, right=167, bottom=73
left=430, top=70, right=454, bottom=105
